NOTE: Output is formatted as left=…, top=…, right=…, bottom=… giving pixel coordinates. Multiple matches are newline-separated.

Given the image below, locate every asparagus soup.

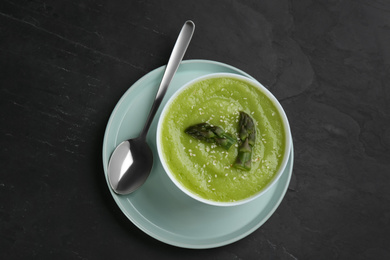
left=158, top=74, right=289, bottom=204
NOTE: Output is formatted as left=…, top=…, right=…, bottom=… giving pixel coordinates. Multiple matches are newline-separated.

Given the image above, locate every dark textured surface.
left=1, top=0, right=389, bottom=259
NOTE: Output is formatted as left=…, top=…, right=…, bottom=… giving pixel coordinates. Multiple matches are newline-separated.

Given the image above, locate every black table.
left=1, top=0, right=389, bottom=259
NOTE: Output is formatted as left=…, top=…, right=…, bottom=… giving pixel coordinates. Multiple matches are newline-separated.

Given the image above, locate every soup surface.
left=160, top=77, right=286, bottom=202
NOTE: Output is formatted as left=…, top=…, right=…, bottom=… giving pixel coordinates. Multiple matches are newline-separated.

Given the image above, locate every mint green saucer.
left=102, top=59, right=294, bottom=249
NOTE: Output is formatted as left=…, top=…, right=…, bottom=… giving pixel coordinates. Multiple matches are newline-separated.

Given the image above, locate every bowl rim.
left=156, top=72, right=292, bottom=206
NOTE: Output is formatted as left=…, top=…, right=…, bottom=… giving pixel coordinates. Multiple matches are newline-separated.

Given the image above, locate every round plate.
left=102, top=59, right=294, bottom=249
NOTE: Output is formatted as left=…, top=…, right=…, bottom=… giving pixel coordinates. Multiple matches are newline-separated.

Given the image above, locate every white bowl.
left=157, top=73, right=292, bottom=206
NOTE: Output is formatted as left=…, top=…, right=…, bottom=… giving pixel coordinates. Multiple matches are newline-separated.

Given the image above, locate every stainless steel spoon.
left=108, top=21, right=195, bottom=195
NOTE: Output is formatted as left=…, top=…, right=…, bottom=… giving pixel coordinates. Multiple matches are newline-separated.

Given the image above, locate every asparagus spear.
left=185, top=123, right=236, bottom=150
left=234, top=111, right=256, bottom=170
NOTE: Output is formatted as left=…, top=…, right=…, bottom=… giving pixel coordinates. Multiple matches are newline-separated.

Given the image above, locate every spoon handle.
left=140, top=20, right=195, bottom=139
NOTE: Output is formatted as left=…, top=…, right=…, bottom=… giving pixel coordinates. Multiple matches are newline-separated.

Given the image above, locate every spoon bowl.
left=108, top=138, right=153, bottom=194
left=107, top=21, right=195, bottom=195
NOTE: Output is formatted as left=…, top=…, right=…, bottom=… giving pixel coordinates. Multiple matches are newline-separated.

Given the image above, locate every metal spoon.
left=108, top=21, right=195, bottom=195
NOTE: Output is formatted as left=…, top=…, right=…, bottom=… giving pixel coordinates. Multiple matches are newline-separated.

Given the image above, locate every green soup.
left=160, top=76, right=286, bottom=202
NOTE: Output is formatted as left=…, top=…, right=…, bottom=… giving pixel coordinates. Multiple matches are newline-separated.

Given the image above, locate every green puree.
left=160, top=77, right=286, bottom=202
